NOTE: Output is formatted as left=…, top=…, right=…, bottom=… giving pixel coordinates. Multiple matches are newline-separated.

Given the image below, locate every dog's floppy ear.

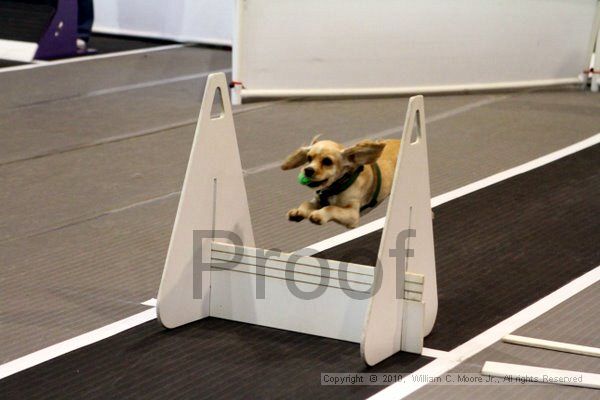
left=281, top=134, right=321, bottom=170
left=310, top=134, right=322, bottom=145
left=342, top=140, right=385, bottom=166
left=281, top=146, right=310, bottom=170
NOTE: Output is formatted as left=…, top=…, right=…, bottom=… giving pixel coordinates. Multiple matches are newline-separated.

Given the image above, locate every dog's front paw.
left=344, top=220, right=358, bottom=229
left=308, top=210, right=328, bottom=225
left=287, top=208, right=306, bottom=222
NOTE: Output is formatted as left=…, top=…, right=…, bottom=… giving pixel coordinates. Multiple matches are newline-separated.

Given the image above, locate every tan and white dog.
left=281, top=137, right=401, bottom=228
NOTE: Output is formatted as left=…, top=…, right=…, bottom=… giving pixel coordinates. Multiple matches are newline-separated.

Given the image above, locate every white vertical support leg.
left=231, top=0, right=244, bottom=105
left=592, top=26, right=600, bottom=92
left=157, top=72, right=255, bottom=328
left=231, top=85, right=243, bottom=105
left=361, top=95, right=437, bottom=366
left=589, top=2, right=600, bottom=92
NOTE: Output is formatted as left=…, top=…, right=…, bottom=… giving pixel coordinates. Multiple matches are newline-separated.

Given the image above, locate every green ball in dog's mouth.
left=298, top=172, right=312, bottom=186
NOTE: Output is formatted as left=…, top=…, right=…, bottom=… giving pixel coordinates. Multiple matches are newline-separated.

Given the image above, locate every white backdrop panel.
left=94, top=0, right=234, bottom=45
left=234, top=0, right=598, bottom=100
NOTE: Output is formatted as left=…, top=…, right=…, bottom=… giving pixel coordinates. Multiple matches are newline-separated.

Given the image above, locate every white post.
left=231, top=0, right=244, bottom=105
left=588, top=1, right=600, bottom=92
left=592, top=26, right=600, bottom=92
left=157, top=73, right=254, bottom=328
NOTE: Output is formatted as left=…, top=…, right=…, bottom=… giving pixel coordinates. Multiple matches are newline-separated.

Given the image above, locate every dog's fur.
left=281, top=137, right=401, bottom=228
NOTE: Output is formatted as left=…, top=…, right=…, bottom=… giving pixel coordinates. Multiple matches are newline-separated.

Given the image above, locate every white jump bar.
left=503, top=334, right=600, bottom=358
left=482, top=361, right=600, bottom=389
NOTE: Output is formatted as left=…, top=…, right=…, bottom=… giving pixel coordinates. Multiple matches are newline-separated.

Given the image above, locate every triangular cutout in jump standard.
left=211, top=87, right=225, bottom=119
left=410, top=110, right=421, bottom=144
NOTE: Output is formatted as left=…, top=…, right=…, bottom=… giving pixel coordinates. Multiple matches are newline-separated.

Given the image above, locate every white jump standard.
left=156, top=72, right=438, bottom=366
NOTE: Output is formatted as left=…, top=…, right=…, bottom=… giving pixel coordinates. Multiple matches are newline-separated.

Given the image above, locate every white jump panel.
left=211, top=259, right=372, bottom=343
left=210, top=241, right=372, bottom=343
left=211, top=241, right=374, bottom=290
left=209, top=241, right=425, bottom=343
left=0, top=39, right=38, bottom=62
left=233, top=0, right=598, bottom=103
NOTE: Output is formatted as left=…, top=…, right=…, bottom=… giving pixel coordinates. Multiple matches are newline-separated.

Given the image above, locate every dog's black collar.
left=316, top=166, right=363, bottom=207
left=307, top=178, right=327, bottom=188
left=362, top=163, right=382, bottom=211
left=316, top=164, right=382, bottom=211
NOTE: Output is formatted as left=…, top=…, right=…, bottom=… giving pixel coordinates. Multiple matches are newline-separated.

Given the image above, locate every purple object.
left=35, top=0, right=78, bottom=60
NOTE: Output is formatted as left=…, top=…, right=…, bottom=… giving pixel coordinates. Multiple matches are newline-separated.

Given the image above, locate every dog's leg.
left=287, top=200, right=318, bottom=222
left=309, top=204, right=360, bottom=228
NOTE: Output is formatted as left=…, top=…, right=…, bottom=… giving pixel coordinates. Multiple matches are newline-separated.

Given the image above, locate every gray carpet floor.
left=408, top=283, right=600, bottom=400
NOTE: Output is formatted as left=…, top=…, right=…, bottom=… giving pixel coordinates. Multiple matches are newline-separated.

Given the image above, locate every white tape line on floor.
left=0, top=308, right=157, bottom=380
left=369, top=266, right=600, bottom=399
left=85, top=69, right=231, bottom=97
left=0, top=44, right=185, bottom=74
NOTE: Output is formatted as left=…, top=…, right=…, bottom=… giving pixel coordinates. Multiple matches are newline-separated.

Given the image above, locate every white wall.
left=233, top=0, right=599, bottom=102
left=93, top=0, right=234, bottom=46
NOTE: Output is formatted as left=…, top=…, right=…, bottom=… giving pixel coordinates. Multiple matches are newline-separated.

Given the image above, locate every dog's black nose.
left=304, top=167, right=315, bottom=177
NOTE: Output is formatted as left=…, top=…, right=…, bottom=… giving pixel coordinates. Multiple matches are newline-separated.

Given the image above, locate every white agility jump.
left=156, top=72, right=437, bottom=366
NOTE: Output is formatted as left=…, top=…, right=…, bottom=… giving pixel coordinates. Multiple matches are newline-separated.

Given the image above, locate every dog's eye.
left=322, top=157, right=333, bottom=166
left=307, top=155, right=312, bottom=163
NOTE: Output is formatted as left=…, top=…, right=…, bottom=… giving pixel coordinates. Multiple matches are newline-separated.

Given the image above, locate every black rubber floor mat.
left=0, top=59, right=28, bottom=68
left=318, top=144, right=600, bottom=350
left=0, top=0, right=55, bottom=42
left=1, top=145, right=598, bottom=399
left=88, top=33, right=178, bottom=54
left=1, top=318, right=431, bottom=399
